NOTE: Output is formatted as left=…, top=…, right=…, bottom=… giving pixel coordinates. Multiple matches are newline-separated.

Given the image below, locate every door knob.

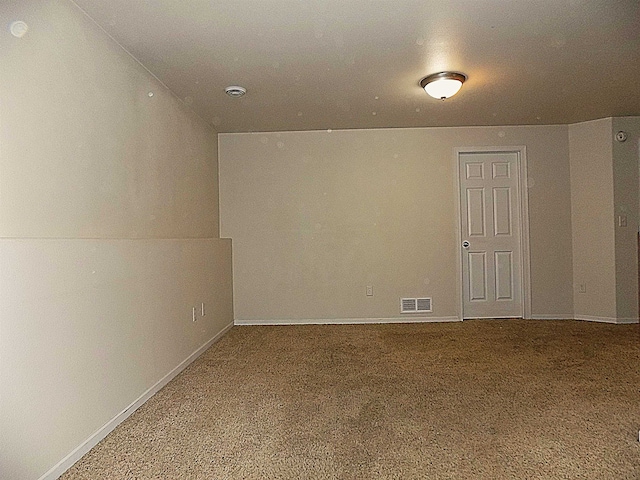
left=462, top=240, right=470, bottom=249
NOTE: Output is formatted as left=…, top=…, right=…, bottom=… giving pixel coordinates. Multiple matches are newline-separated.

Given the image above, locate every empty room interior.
left=1, top=1, right=639, bottom=479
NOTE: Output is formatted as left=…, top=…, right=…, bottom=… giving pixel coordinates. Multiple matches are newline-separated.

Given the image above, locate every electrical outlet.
left=366, top=285, right=373, bottom=296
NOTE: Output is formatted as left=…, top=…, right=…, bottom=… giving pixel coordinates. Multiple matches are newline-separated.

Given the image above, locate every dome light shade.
left=420, top=72, right=467, bottom=100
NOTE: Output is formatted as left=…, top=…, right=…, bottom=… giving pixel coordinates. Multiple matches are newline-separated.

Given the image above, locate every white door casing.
left=456, top=148, right=531, bottom=319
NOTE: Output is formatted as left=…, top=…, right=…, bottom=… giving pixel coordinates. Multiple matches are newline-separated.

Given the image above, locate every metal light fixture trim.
left=420, top=72, right=467, bottom=100
left=225, top=85, right=247, bottom=98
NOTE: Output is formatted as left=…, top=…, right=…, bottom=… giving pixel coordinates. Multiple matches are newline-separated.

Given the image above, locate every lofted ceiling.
left=72, top=0, right=640, bottom=133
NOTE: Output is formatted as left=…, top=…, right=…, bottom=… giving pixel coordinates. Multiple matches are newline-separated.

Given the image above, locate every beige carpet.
left=62, top=320, right=639, bottom=479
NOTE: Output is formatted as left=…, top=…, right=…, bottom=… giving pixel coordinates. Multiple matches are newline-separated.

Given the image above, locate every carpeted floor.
left=62, top=320, right=640, bottom=479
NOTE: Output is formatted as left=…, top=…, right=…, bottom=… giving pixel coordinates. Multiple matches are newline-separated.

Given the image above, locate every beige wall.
left=569, top=117, right=640, bottom=323
left=569, top=118, right=616, bottom=320
left=612, top=116, right=640, bottom=321
left=1, top=239, right=233, bottom=480
left=220, top=126, right=574, bottom=322
left=0, top=2, right=232, bottom=479
left=0, top=2, right=218, bottom=239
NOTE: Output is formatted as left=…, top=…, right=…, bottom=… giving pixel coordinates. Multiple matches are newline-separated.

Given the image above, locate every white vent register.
left=400, top=297, right=432, bottom=313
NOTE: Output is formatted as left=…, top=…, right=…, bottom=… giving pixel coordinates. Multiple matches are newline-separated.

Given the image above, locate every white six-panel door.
left=459, top=151, right=523, bottom=319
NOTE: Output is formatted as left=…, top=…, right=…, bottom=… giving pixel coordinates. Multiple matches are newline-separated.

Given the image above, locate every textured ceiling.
left=72, top=0, right=640, bottom=133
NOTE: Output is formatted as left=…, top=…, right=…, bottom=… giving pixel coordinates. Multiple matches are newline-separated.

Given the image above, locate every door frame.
left=454, top=146, right=532, bottom=320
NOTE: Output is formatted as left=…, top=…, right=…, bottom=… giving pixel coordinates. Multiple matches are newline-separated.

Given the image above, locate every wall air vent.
left=401, top=297, right=432, bottom=313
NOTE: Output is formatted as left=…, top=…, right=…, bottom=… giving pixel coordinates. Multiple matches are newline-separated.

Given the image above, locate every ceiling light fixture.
left=224, top=85, right=246, bottom=98
left=420, top=72, right=467, bottom=100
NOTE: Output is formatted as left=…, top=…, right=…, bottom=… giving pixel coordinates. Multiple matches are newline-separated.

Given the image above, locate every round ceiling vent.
left=225, top=86, right=246, bottom=98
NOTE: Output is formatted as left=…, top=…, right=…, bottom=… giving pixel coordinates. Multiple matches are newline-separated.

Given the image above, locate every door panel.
left=492, top=162, right=510, bottom=179
left=492, top=188, right=512, bottom=236
left=466, top=162, right=484, bottom=179
left=459, top=152, right=522, bottom=318
left=468, top=252, right=487, bottom=301
left=467, top=188, right=486, bottom=236
left=494, top=251, right=514, bottom=300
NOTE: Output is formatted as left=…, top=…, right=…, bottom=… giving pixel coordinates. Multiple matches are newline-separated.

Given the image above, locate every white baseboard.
left=574, top=314, right=617, bottom=324
left=236, top=315, right=639, bottom=326
left=613, top=317, right=640, bottom=324
left=527, top=314, right=639, bottom=324
left=40, top=322, right=234, bottom=480
left=235, top=316, right=461, bottom=326
left=573, top=315, right=639, bottom=324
